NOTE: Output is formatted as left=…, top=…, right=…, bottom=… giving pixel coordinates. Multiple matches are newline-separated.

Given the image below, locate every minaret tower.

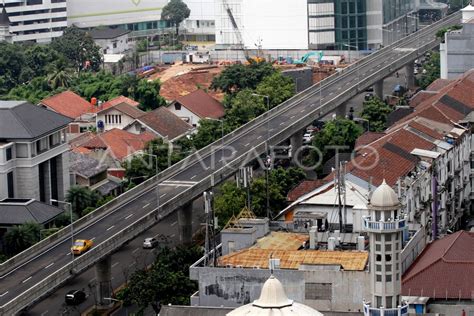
left=363, top=180, right=408, bottom=316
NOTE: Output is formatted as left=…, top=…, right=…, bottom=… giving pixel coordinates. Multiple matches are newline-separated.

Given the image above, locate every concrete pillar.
left=95, top=256, right=112, bottom=307
left=178, top=202, right=193, bottom=244
left=335, top=101, right=348, bottom=118
left=290, top=129, right=305, bottom=165
left=374, top=79, right=384, bottom=100
left=405, top=62, right=415, bottom=88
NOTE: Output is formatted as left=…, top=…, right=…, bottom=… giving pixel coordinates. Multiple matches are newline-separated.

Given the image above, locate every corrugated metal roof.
left=218, top=249, right=368, bottom=271
left=251, top=232, right=308, bottom=251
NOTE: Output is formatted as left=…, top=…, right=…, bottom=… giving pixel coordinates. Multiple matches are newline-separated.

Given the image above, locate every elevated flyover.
left=0, top=11, right=461, bottom=315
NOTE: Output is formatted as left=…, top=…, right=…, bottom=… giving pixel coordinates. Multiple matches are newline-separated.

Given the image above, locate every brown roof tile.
left=101, top=96, right=139, bottom=110
left=98, top=102, right=145, bottom=119
left=402, top=231, right=474, bottom=299
left=82, top=128, right=155, bottom=161
left=426, top=78, right=452, bottom=92
left=174, top=89, right=225, bottom=119
left=287, top=180, right=328, bottom=202
left=137, top=107, right=193, bottom=140
left=41, top=91, right=94, bottom=119
left=355, top=132, right=386, bottom=148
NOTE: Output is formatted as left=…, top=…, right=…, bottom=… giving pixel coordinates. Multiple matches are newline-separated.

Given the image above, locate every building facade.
left=2, top=0, right=67, bottom=43
left=0, top=101, right=71, bottom=203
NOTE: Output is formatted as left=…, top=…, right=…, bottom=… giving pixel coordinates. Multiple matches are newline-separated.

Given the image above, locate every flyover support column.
left=95, top=256, right=113, bottom=308
left=374, top=79, right=384, bottom=100
left=178, top=202, right=193, bottom=244
left=405, top=62, right=415, bottom=88
left=335, top=101, right=348, bottom=118
left=290, top=129, right=305, bottom=165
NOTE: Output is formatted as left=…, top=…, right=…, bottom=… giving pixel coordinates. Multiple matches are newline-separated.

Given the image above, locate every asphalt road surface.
left=0, top=12, right=460, bottom=314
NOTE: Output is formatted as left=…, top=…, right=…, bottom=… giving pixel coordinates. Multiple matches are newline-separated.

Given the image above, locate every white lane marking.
left=300, top=109, right=305, bottom=113
left=269, top=128, right=274, bottom=132
left=129, top=262, right=135, bottom=268
left=190, top=175, right=197, bottom=180
left=160, top=193, right=167, bottom=198
left=40, top=311, right=48, bottom=316
left=329, top=92, right=334, bottom=96
left=89, top=278, right=96, bottom=283
left=112, top=262, right=119, bottom=268
left=290, top=115, right=295, bottom=119
left=170, top=234, right=176, bottom=238
left=205, top=166, right=210, bottom=170
left=91, top=237, right=96, bottom=241
left=107, top=225, right=115, bottom=231
left=44, top=262, right=54, bottom=269
left=22, top=276, right=32, bottom=284
left=0, top=291, right=9, bottom=297
left=338, top=86, right=342, bottom=90
left=125, top=214, right=133, bottom=220
left=244, top=143, right=250, bottom=147
left=66, top=252, right=71, bottom=256
left=280, top=122, right=285, bottom=126
left=171, top=221, right=178, bottom=227
left=142, top=203, right=150, bottom=209
left=132, top=248, right=140, bottom=254
left=257, top=135, right=262, bottom=139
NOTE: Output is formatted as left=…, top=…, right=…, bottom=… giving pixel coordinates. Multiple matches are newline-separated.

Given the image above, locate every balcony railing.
left=363, top=217, right=406, bottom=232
left=363, top=302, right=408, bottom=316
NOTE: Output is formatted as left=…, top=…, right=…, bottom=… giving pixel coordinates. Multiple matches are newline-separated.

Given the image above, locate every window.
left=376, top=234, right=381, bottom=241
left=305, top=283, right=332, bottom=300
left=376, top=264, right=381, bottom=271
left=385, top=254, right=392, bottom=261
left=376, top=244, right=381, bottom=251
left=376, top=254, right=381, bottom=262
left=385, top=234, right=391, bottom=241
left=175, top=103, right=182, bottom=110
left=6, top=147, right=12, bottom=161
left=385, top=244, right=391, bottom=251
left=376, top=274, right=382, bottom=282
left=7, top=171, right=14, bottom=198
left=386, top=296, right=393, bottom=308
left=376, top=296, right=382, bottom=308
left=386, top=264, right=392, bottom=272
left=386, top=274, right=392, bottom=282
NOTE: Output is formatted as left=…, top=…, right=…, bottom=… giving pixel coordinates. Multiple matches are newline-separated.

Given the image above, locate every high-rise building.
left=362, top=180, right=409, bottom=316
left=2, top=0, right=67, bottom=43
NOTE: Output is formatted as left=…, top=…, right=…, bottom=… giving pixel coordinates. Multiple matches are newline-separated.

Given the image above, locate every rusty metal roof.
left=218, top=249, right=368, bottom=271
left=251, top=232, right=308, bottom=251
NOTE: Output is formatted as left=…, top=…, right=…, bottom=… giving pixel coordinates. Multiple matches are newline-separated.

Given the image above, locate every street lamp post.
left=141, top=153, right=159, bottom=208
left=251, top=93, right=271, bottom=219
left=205, top=117, right=225, bottom=170
left=342, top=43, right=360, bottom=91
left=51, top=199, right=74, bottom=267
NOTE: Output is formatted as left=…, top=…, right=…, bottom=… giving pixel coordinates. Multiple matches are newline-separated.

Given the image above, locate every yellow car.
left=71, top=239, right=93, bottom=255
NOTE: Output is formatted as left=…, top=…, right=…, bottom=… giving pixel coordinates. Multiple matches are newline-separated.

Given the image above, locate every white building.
left=3, top=0, right=67, bottom=43
left=89, top=28, right=131, bottom=55
left=96, top=102, right=144, bottom=132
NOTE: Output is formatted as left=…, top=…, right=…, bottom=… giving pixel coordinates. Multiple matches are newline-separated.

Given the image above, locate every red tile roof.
left=97, top=102, right=145, bottom=119
left=137, top=107, right=193, bottom=140
left=355, top=132, right=385, bottom=148
left=174, top=89, right=224, bottom=119
left=41, top=91, right=95, bottom=119
left=402, top=231, right=474, bottom=300
left=287, top=180, right=327, bottom=202
left=426, top=78, right=452, bottom=92
left=101, top=96, right=139, bottom=110
left=82, top=128, right=155, bottom=161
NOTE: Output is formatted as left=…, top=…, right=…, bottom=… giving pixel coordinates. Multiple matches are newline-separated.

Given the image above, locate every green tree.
left=51, top=26, right=102, bottom=72
left=45, top=57, right=74, bottom=90
left=4, top=222, right=41, bottom=255
left=311, top=118, right=363, bottom=166
left=211, top=62, right=276, bottom=95
left=360, top=97, right=392, bottom=132
left=190, top=119, right=233, bottom=149
left=0, top=42, right=25, bottom=94
left=24, top=45, right=62, bottom=78
left=6, top=76, right=54, bottom=104
left=118, top=246, right=202, bottom=313
left=135, top=79, right=166, bottom=111
left=255, top=72, right=296, bottom=108
left=65, top=186, right=101, bottom=217
left=225, top=89, right=266, bottom=128
left=54, top=209, right=78, bottom=227
left=418, top=52, right=440, bottom=89
left=161, top=0, right=191, bottom=37
left=214, top=182, right=247, bottom=226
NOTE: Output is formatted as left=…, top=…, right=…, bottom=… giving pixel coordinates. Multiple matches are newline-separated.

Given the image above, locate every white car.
left=143, top=237, right=159, bottom=249
left=303, top=133, right=313, bottom=144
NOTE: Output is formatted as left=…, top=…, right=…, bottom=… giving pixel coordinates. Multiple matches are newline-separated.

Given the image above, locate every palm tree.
left=4, top=222, right=41, bottom=255
left=45, top=57, right=74, bottom=90
left=66, top=186, right=101, bottom=217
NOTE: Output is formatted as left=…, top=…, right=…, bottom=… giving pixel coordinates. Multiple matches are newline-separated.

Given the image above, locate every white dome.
left=370, top=179, right=399, bottom=209
left=227, top=275, right=324, bottom=316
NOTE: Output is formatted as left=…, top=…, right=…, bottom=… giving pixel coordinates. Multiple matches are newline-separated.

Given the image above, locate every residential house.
left=78, top=128, right=155, bottom=178
left=402, top=230, right=474, bottom=315
left=0, top=101, right=71, bottom=203
left=167, top=89, right=225, bottom=127
left=101, top=96, right=139, bottom=109
left=96, top=101, right=144, bottom=132
left=69, top=152, right=122, bottom=197
left=0, top=198, right=65, bottom=241
left=125, top=107, right=194, bottom=142
left=40, top=91, right=96, bottom=134
left=88, top=28, right=131, bottom=55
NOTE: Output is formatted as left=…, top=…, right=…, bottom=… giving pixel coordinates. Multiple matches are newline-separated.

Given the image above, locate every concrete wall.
left=15, top=165, right=40, bottom=201
left=190, top=266, right=370, bottom=312
left=442, top=24, right=474, bottom=79
left=97, top=109, right=136, bottom=131
left=428, top=302, right=474, bottom=316
left=95, top=35, right=130, bottom=54
left=167, top=103, right=202, bottom=127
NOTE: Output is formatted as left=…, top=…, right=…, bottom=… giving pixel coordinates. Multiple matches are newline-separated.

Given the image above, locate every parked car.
left=65, top=290, right=86, bottom=305
left=302, top=132, right=313, bottom=144
left=364, top=93, right=374, bottom=101
left=71, top=239, right=93, bottom=255
left=143, top=237, right=159, bottom=249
